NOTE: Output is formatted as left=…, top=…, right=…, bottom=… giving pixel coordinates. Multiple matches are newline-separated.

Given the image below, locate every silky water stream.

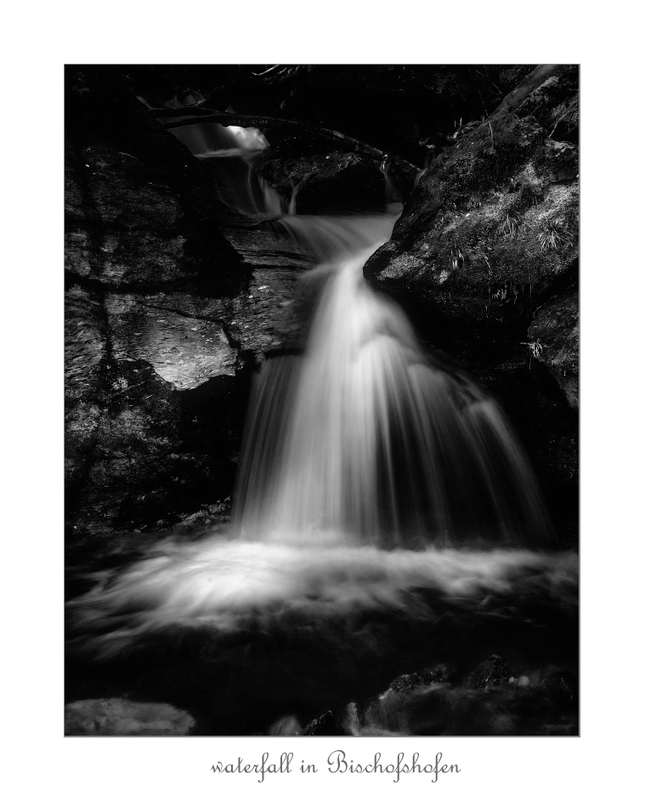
left=66, top=123, right=578, bottom=735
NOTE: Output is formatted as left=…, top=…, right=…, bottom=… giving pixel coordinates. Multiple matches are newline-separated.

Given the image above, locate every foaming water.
left=172, top=121, right=269, bottom=156
left=380, top=154, right=404, bottom=212
left=68, top=536, right=577, bottom=660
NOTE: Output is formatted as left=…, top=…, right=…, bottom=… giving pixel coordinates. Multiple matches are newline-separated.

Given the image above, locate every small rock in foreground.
left=386, top=664, right=452, bottom=695
left=65, top=698, right=195, bottom=736
left=469, top=654, right=512, bottom=689
left=302, top=709, right=341, bottom=736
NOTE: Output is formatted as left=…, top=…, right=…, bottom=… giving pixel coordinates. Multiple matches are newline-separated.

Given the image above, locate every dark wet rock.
left=528, top=285, right=579, bottom=408
left=64, top=141, right=245, bottom=297
left=541, top=670, right=578, bottom=707
left=365, top=65, right=579, bottom=334
left=386, top=664, right=452, bottom=694
left=65, top=67, right=311, bottom=540
left=364, top=680, right=576, bottom=736
left=469, top=654, right=511, bottom=689
left=167, top=502, right=232, bottom=535
left=302, top=709, right=341, bottom=736
left=258, top=152, right=386, bottom=214
left=64, top=320, right=247, bottom=538
left=65, top=698, right=195, bottom=736
left=104, top=293, right=237, bottom=390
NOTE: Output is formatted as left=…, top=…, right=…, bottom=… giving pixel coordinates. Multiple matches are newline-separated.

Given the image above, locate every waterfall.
left=171, top=120, right=270, bottom=156
left=167, top=120, right=554, bottom=549
left=380, top=154, right=403, bottom=212
left=172, top=121, right=289, bottom=218
left=233, top=213, right=553, bottom=549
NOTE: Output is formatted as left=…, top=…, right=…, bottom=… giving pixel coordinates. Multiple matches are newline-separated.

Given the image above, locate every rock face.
left=364, top=65, right=579, bottom=540
left=529, top=286, right=579, bottom=408
left=65, top=68, right=310, bottom=540
left=366, top=67, right=578, bottom=329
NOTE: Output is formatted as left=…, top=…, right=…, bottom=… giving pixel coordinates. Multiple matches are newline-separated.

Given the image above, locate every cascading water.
left=169, top=125, right=554, bottom=548
left=233, top=211, right=553, bottom=549
left=66, top=122, right=577, bottom=736
left=172, top=121, right=290, bottom=218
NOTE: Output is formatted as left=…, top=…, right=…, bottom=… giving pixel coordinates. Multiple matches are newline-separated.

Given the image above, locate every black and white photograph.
left=63, top=63, right=581, bottom=739
left=5, top=0, right=645, bottom=795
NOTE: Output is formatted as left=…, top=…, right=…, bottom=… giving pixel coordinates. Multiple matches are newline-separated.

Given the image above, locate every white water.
left=170, top=130, right=554, bottom=548
left=233, top=211, right=553, bottom=548
left=68, top=540, right=577, bottom=659
left=172, top=121, right=270, bottom=156
left=172, top=121, right=289, bottom=218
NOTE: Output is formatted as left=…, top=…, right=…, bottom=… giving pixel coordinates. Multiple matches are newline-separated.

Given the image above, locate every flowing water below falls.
left=66, top=124, right=578, bottom=736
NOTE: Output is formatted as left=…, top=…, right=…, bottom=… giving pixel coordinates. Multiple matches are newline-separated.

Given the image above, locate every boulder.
left=469, top=654, right=512, bottom=689
left=65, top=698, right=195, bottom=736
left=365, top=65, right=579, bottom=335
left=302, top=709, right=341, bottom=736
left=385, top=664, right=452, bottom=695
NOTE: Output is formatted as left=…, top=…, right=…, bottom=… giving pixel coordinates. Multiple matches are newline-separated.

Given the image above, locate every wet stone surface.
left=65, top=698, right=196, bottom=736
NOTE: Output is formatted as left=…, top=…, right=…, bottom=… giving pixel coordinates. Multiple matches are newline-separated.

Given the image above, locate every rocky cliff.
left=65, top=68, right=311, bottom=540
